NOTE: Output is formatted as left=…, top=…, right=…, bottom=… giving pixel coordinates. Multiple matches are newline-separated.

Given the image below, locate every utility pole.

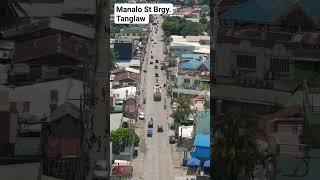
left=87, top=0, right=109, bottom=179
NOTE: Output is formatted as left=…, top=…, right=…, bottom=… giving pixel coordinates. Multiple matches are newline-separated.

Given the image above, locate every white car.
left=139, top=112, right=144, bottom=120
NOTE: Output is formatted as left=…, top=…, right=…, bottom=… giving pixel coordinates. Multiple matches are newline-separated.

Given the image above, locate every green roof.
left=15, top=137, right=41, bottom=156
left=276, top=149, right=320, bottom=180
left=110, top=113, right=122, bottom=133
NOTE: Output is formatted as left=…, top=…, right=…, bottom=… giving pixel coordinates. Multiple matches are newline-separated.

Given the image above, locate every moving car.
left=155, top=73, right=159, bottom=77
left=150, top=61, right=153, bottom=64
left=169, top=136, right=176, bottom=144
left=147, top=128, right=153, bottom=137
left=157, top=125, right=163, bottom=132
left=148, top=120, right=153, bottom=128
left=155, top=65, right=158, bottom=69
left=139, top=112, right=144, bottom=120
left=155, top=60, right=159, bottom=63
left=93, top=160, right=108, bottom=179
left=155, top=79, right=160, bottom=87
left=151, top=55, right=154, bottom=59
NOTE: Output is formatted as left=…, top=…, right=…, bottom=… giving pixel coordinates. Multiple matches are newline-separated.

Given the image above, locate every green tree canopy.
left=162, top=16, right=206, bottom=36
left=213, top=112, right=267, bottom=180
left=172, top=95, right=193, bottom=124
left=111, top=128, right=140, bottom=154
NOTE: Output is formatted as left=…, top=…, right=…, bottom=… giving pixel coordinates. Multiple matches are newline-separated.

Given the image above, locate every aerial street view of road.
left=132, top=14, right=174, bottom=180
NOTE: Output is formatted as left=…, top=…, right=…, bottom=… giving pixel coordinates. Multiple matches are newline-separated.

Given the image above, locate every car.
left=151, top=55, right=154, bottom=59
left=150, top=61, right=153, bottom=64
left=157, top=125, right=163, bottom=132
left=155, top=79, right=160, bottom=87
left=155, top=73, right=159, bottom=77
left=161, top=66, right=164, bottom=70
left=93, top=160, right=108, bottom=179
left=139, top=112, right=144, bottom=120
left=169, top=136, right=176, bottom=144
left=147, top=128, right=153, bottom=137
left=155, top=60, right=159, bottom=63
left=143, top=69, right=147, bottom=73
left=148, top=120, right=153, bottom=128
left=155, top=65, right=158, bottom=69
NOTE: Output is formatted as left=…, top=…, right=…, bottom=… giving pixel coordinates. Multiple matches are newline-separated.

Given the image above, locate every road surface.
left=141, top=15, right=174, bottom=180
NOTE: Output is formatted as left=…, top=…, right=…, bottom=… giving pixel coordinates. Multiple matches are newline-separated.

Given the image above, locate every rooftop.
left=110, top=113, right=122, bottom=133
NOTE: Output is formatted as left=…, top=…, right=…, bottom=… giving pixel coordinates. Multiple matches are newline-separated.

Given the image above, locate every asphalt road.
left=142, top=15, right=174, bottom=180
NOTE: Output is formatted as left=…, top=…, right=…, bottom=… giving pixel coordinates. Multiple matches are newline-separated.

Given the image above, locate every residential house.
left=9, top=78, right=82, bottom=118
left=123, top=95, right=137, bottom=120
left=43, top=102, right=84, bottom=180
left=191, top=133, right=210, bottom=161
left=113, top=71, right=138, bottom=88
left=120, top=26, right=143, bottom=36
left=214, top=0, right=320, bottom=115
left=111, top=86, right=137, bottom=101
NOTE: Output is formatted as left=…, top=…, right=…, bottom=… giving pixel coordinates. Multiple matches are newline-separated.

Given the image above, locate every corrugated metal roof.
left=12, top=34, right=89, bottom=63
left=110, top=113, right=122, bottom=133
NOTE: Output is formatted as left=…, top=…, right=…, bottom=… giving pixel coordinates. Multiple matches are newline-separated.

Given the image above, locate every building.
left=43, top=102, right=84, bottom=180
left=190, top=133, right=210, bottom=161
left=195, top=111, right=210, bottom=135
left=114, top=37, right=135, bottom=60
left=122, top=95, right=137, bottom=120
left=9, top=78, right=83, bottom=118
left=214, top=0, right=320, bottom=115
left=113, top=72, right=138, bottom=88
left=111, top=86, right=137, bottom=101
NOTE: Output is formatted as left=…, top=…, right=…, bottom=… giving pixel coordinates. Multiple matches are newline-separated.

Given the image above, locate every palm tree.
left=213, top=112, right=265, bottom=180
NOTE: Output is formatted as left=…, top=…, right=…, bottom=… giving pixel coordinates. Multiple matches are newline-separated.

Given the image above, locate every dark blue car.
left=147, top=128, right=153, bottom=137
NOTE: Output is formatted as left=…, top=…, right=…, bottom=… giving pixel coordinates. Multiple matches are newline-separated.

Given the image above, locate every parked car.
left=139, top=112, right=144, bottom=120
left=93, top=160, right=108, bottom=179
left=148, top=120, right=153, bottom=128
left=147, top=128, right=153, bottom=137
left=157, top=125, right=163, bottom=132
left=155, top=73, right=159, bottom=77
left=156, top=60, right=159, bottom=63
left=169, top=136, right=176, bottom=144
left=111, top=160, right=133, bottom=177
left=150, top=61, right=153, bottom=64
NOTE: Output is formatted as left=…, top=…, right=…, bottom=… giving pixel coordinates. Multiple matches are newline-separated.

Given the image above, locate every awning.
left=204, top=160, right=210, bottom=168
left=187, top=157, right=200, bottom=167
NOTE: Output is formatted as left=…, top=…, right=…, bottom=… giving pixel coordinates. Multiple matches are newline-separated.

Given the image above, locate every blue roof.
left=179, top=59, right=202, bottom=70
left=221, top=0, right=298, bottom=24
left=193, top=134, right=210, bottom=147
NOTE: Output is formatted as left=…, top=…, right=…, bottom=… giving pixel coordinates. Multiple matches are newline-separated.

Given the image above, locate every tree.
left=172, top=95, right=193, bottom=125
left=168, top=59, right=177, bottom=67
left=213, top=112, right=266, bottom=180
left=111, top=128, right=140, bottom=154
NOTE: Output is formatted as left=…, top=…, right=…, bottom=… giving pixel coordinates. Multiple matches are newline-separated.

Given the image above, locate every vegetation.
left=168, top=59, right=177, bottom=67
left=172, top=95, right=193, bottom=125
left=162, top=16, right=206, bottom=36
left=110, top=50, right=119, bottom=70
left=213, top=112, right=268, bottom=180
left=111, top=128, right=140, bottom=154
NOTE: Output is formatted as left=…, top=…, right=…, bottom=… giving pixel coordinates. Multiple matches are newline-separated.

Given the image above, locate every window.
left=270, top=58, right=289, bottom=72
left=236, top=55, right=256, bottom=69
left=184, top=79, right=191, bottom=84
